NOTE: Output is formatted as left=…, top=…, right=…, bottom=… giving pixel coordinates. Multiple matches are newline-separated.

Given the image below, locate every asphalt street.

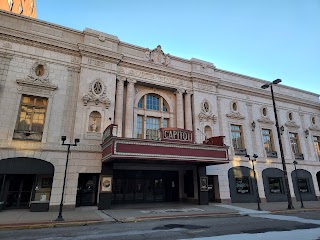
left=1, top=211, right=320, bottom=240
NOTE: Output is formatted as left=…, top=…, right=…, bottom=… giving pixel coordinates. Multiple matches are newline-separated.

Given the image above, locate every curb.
left=0, top=219, right=106, bottom=231
left=270, top=208, right=320, bottom=214
left=120, top=212, right=242, bottom=223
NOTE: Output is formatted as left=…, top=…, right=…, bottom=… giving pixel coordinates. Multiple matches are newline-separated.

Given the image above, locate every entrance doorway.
left=112, top=170, right=179, bottom=204
left=76, top=173, right=99, bottom=207
left=3, top=174, right=36, bottom=209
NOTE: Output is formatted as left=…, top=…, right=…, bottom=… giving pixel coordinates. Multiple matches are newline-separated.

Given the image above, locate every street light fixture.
left=261, top=79, right=294, bottom=209
left=293, top=160, right=304, bottom=208
left=55, top=136, right=80, bottom=221
left=245, top=154, right=261, bottom=211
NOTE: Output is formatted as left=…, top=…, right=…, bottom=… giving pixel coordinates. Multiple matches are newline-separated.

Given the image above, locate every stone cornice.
left=216, top=68, right=319, bottom=97
left=0, top=10, right=83, bottom=35
left=0, top=27, right=80, bottom=57
left=78, top=43, right=123, bottom=64
left=218, top=81, right=320, bottom=109
left=83, top=28, right=119, bottom=44
left=16, top=79, right=58, bottom=91
left=121, top=56, right=190, bottom=80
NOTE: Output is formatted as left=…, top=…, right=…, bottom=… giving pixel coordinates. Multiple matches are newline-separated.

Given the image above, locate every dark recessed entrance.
left=3, top=174, right=36, bottom=209
left=112, top=170, right=179, bottom=204
left=76, top=173, right=99, bottom=207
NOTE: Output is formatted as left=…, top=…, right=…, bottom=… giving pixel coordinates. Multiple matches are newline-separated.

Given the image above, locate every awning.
left=102, top=137, right=229, bottom=165
left=0, top=158, right=54, bottom=174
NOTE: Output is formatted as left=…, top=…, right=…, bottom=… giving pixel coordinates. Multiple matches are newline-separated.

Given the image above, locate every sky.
left=37, top=0, right=320, bottom=95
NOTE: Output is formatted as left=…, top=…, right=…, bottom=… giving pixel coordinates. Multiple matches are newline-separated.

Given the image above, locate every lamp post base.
left=287, top=204, right=294, bottom=210
left=55, top=216, right=65, bottom=221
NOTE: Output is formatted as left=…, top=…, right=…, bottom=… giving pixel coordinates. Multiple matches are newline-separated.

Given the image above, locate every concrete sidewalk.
left=0, top=201, right=319, bottom=230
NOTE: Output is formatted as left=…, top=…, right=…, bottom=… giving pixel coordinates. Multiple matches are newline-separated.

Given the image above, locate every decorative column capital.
left=117, top=75, right=126, bottom=82
left=175, top=88, right=185, bottom=95
left=127, top=78, right=137, bottom=84
left=185, top=90, right=193, bottom=95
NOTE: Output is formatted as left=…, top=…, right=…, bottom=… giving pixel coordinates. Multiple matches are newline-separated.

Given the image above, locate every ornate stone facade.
left=0, top=11, right=319, bottom=209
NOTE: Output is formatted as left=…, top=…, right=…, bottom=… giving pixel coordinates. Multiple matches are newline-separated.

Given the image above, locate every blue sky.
left=37, top=0, right=320, bottom=95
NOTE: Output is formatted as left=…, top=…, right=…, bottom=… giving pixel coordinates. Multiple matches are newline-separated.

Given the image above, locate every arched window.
left=136, top=94, right=170, bottom=140
left=88, top=111, right=101, bottom=132
left=205, top=126, right=212, bottom=139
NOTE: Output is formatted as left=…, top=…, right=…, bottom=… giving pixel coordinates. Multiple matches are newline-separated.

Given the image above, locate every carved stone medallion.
left=199, top=99, right=216, bottom=123
left=83, top=78, right=111, bottom=109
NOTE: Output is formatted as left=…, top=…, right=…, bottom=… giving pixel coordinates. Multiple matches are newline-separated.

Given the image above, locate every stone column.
left=216, top=96, right=223, bottom=136
left=114, top=76, right=126, bottom=137
left=0, top=53, right=13, bottom=99
left=125, top=79, right=136, bottom=138
left=184, top=90, right=193, bottom=131
left=175, top=88, right=185, bottom=129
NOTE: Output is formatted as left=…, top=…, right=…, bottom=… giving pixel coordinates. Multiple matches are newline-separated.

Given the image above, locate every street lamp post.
left=55, top=136, right=80, bottom=222
left=293, top=160, right=304, bottom=208
left=261, top=79, right=294, bottom=210
left=245, top=154, right=261, bottom=211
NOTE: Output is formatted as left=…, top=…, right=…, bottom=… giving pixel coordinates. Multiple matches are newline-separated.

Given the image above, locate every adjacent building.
left=0, top=0, right=36, bottom=18
left=0, top=10, right=319, bottom=211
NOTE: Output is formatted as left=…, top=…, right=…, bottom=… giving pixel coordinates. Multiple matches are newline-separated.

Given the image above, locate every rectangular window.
left=268, top=177, right=282, bottom=194
left=146, top=117, right=160, bottom=140
left=162, top=118, right=168, bottom=128
left=262, top=129, right=274, bottom=152
left=136, top=115, right=143, bottom=139
left=14, top=95, right=48, bottom=141
left=298, top=178, right=310, bottom=193
left=146, top=95, right=160, bottom=111
left=289, top=132, right=301, bottom=154
left=313, top=136, right=320, bottom=160
left=231, top=124, right=244, bottom=149
left=235, top=177, right=251, bottom=194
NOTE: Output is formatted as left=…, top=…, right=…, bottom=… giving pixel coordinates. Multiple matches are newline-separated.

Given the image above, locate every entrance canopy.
left=102, top=137, right=229, bottom=165
left=0, top=157, right=54, bottom=174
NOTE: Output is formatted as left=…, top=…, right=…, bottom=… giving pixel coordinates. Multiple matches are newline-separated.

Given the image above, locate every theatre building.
left=0, top=11, right=319, bottom=211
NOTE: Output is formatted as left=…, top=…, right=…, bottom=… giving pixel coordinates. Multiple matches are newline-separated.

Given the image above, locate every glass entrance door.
left=112, top=170, right=179, bottom=204
left=5, top=174, right=35, bottom=208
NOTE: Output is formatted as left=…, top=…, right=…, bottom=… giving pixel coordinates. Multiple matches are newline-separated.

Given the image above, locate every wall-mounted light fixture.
left=251, top=121, right=256, bottom=131
left=280, top=126, right=285, bottom=135
left=304, top=129, right=309, bottom=138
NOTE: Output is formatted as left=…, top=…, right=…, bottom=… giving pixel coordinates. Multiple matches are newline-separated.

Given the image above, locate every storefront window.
left=298, top=178, right=310, bottom=193
left=268, top=177, right=282, bottom=193
left=235, top=177, right=251, bottom=194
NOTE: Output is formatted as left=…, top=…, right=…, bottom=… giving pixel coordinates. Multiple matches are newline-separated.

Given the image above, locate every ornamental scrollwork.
left=199, top=99, right=216, bottom=123
left=145, top=45, right=171, bottom=66
left=83, top=78, right=111, bottom=109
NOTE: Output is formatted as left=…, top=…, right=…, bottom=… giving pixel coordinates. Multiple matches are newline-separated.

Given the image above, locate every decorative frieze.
left=226, top=111, right=245, bottom=120
left=257, top=116, right=274, bottom=125
left=285, top=120, right=300, bottom=129
left=118, top=66, right=192, bottom=88
left=309, top=124, right=320, bottom=132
